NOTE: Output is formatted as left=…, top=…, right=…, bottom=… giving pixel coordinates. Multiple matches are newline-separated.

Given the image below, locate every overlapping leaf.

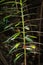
left=25, top=36, right=33, bottom=42
left=9, top=43, right=20, bottom=54
left=14, top=53, right=23, bottom=63
left=3, top=32, right=20, bottom=43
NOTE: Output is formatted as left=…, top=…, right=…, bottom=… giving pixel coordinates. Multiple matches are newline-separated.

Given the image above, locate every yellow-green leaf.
left=4, top=23, right=13, bottom=29
left=11, top=32, right=20, bottom=40
left=9, top=43, right=20, bottom=54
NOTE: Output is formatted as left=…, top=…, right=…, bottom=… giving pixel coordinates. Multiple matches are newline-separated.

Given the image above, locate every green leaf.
left=3, top=37, right=11, bottom=44
left=3, top=32, right=20, bottom=43
left=29, top=35, right=37, bottom=38
left=16, top=53, right=21, bottom=57
left=0, top=0, right=5, bottom=3
left=15, top=22, right=21, bottom=27
left=9, top=43, right=20, bottom=54
left=4, top=23, right=13, bottom=30
left=4, top=21, right=21, bottom=30
left=24, top=26, right=30, bottom=30
left=26, top=47, right=32, bottom=51
left=11, top=32, right=20, bottom=40
left=14, top=53, right=23, bottom=63
left=3, top=11, right=20, bottom=22
left=3, top=15, right=16, bottom=22
left=25, top=36, right=33, bottom=42
left=14, top=43, right=20, bottom=49
left=2, top=1, right=20, bottom=5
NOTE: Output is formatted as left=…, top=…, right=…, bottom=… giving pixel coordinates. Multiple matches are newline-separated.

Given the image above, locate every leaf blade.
left=14, top=53, right=23, bottom=63
left=9, top=43, right=20, bottom=54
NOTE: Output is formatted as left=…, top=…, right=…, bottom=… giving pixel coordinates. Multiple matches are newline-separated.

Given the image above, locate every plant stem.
left=20, top=0, right=26, bottom=65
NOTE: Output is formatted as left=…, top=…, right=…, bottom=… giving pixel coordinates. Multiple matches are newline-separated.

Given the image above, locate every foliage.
left=0, top=0, right=37, bottom=65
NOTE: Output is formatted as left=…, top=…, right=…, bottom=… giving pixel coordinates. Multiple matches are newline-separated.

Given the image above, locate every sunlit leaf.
left=30, top=44, right=36, bottom=49
left=0, top=0, right=5, bottom=3
left=9, top=43, right=20, bottom=54
left=26, top=45, right=36, bottom=52
left=26, top=47, right=32, bottom=51
left=4, top=21, right=21, bottom=30
left=16, top=53, right=21, bottom=57
left=14, top=43, right=20, bottom=49
left=24, top=26, right=30, bottom=30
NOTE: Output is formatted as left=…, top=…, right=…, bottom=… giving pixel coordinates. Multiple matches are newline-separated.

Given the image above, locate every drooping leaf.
left=9, top=43, right=20, bottom=54
left=14, top=53, right=23, bottom=63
